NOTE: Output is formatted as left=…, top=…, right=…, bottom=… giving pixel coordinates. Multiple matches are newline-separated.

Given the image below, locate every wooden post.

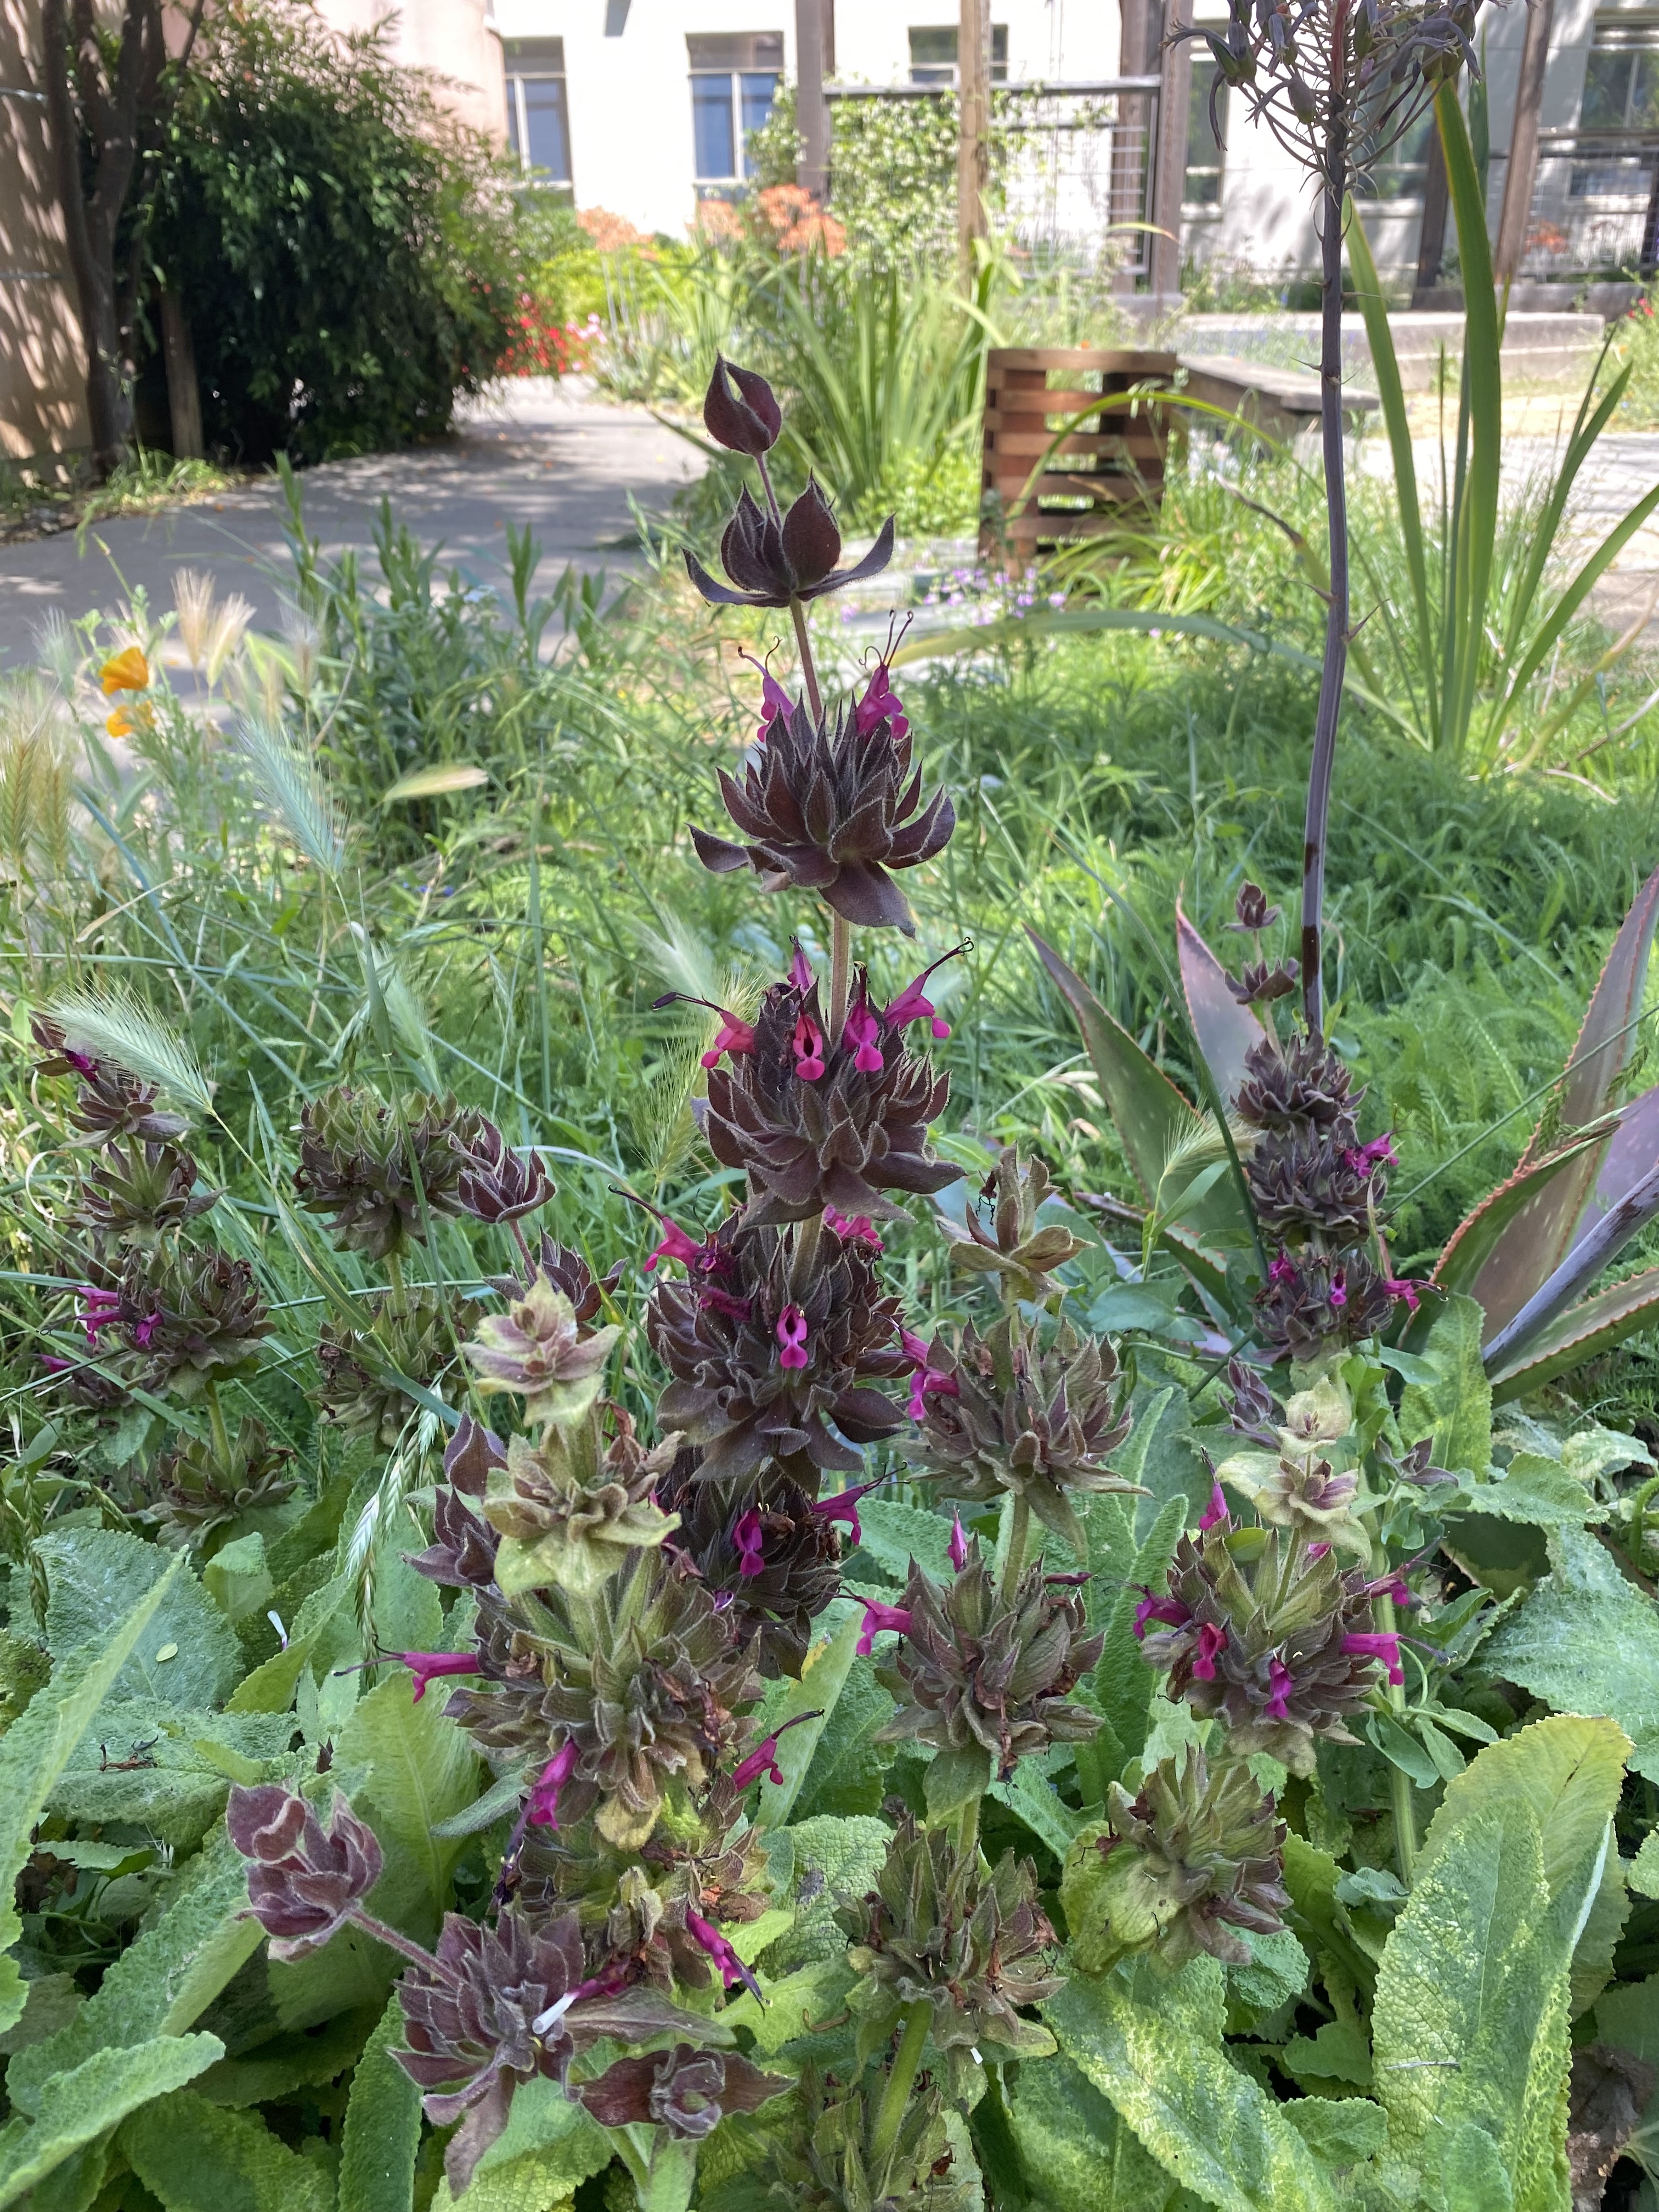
left=957, top=0, right=989, bottom=283
left=1111, top=0, right=1152, bottom=289
left=1493, top=0, right=1554, bottom=286
left=1412, top=119, right=1449, bottom=301
left=1148, top=0, right=1192, bottom=302
left=160, top=287, right=203, bottom=461
left=794, top=0, right=829, bottom=202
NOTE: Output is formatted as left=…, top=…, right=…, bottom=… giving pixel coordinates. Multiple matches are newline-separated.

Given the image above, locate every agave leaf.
left=1027, top=928, right=1195, bottom=1205
left=1433, top=1133, right=1604, bottom=1303
left=1474, top=861, right=1659, bottom=1331
left=1578, top=1078, right=1659, bottom=1245
left=1174, top=902, right=1264, bottom=1106
left=1488, top=1266, right=1659, bottom=1402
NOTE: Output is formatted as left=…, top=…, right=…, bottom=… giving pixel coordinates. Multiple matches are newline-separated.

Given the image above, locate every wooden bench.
left=979, top=344, right=1378, bottom=563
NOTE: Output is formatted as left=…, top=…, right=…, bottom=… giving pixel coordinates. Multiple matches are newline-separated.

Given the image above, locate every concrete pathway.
left=0, top=378, right=705, bottom=673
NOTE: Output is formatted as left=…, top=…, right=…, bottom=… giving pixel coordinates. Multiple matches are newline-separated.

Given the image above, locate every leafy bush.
left=148, top=1, right=522, bottom=463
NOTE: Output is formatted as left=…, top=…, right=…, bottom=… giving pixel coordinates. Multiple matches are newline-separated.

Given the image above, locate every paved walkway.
left=0, top=378, right=705, bottom=673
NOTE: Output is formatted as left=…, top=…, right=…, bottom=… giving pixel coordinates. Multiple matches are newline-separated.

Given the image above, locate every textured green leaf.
left=756, top=1607, right=865, bottom=1829
left=1452, top=1455, right=1607, bottom=1529
left=0, top=1630, right=49, bottom=1735
left=855, top=1500, right=954, bottom=1584
left=122, top=2088, right=335, bottom=2212
left=1091, top=1493, right=1186, bottom=1772
left=1280, top=2097, right=1388, bottom=2169
left=769, top=1814, right=891, bottom=1971
left=1632, top=1832, right=1659, bottom=1899
left=1371, top=1791, right=1584, bottom=2209
left=1416, top=1713, right=1628, bottom=1905
left=339, top=1992, right=422, bottom=2212
left=228, top=1570, right=354, bottom=1714
left=1479, top=1527, right=1659, bottom=1779
left=8, top=1827, right=266, bottom=2114
left=38, top=1531, right=239, bottom=1711
left=791, top=1660, right=895, bottom=1819
left=471, top=2073, right=613, bottom=2185
left=1045, top=1960, right=1339, bottom=2211
left=718, top=1955, right=853, bottom=2055
left=0, top=2034, right=222, bottom=2211
left=0, top=1556, right=185, bottom=2034
left=1006, top=2042, right=1182, bottom=2211
left=197, top=2003, right=376, bottom=2107
left=1441, top=2122, right=1515, bottom=2212
left=333, top=1670, right=482, bottom=1920
left=989, top=1753, right=1083, bottom=1860
left=20, top=2137, right=108, bottom=2212
left=1397, top=1294, right=1492, bottom=1477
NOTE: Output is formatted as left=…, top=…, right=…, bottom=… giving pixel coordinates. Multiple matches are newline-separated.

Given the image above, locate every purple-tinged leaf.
left=1481, top=1154, right=1659, bottom=1381
left=1577, top=1078, right=1659, bottom=1245
left=1489, top=1265, right=1659, bottom=1401
left=1176, top=902, right=1265, bottom=1107
left=1432, top=1132, right=1603, bottom=1321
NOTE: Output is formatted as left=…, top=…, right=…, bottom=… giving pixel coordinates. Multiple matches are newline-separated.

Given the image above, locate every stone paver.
left=0, top=378, right=704, bottom=672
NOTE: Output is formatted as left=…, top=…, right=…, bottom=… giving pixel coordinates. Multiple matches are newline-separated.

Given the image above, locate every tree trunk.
left=956, top=0, right=989, bottom=283
left=161, top=288, right=202, bottom=459
left=1148, top=0, right=1193, bottom=303
left=794, top=0, right=830, bottom=202
left=40, top=0, right=128, bottom=474
left=1494, top=0, right=1554, bottom=286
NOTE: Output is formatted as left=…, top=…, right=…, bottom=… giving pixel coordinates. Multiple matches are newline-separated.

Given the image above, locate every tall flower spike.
left=657, top=1458, right=846, bottom=1677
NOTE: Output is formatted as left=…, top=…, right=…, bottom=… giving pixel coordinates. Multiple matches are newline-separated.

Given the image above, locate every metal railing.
left=1521, top=129, right=1659, bottom=277
left=821, top=77, right=1162, bottom=275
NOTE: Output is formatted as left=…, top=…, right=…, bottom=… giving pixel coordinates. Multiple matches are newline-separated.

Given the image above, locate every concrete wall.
left=318, top=0, right=506, bottom=139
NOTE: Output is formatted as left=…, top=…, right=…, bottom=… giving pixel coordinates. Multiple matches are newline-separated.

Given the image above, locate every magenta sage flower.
left=1192, top=1622, right=1228, bottom=1681
left=949, top=1513, right=969, bottom=1572
left=810, top=1479, right=879, bottom=1542
left=1199, top=1482, right=1229, bottom=1532
left=527, top=1741, right=580, bottom=1829
left=733, top=1508, right=766, bottom=1577
left=1133, top=1588, right=1191, bottom=1638
left=842, top=985, right=884, bottom=1073
left=775, top=1305, right=810, bottom=1370
left=1264, top=1656, right=1295, bottom=1722
left=791, top=1013, right=826, bottom=1081
left=882, top=947, right=965, bottom=1040
left=856, top=1599, right=912, bottom=1656
left=652, top=992, right=755, bottom=1069
left=685, top=1908, right=763, bottom=1999
left=823, top=1205, right=882, bottom=1250
left=342, top=1650, right=481, bottom=1703
left=853, top=659, right=909, bottom=740
left=1342, top=1630, right=1404, bottom=1685
left=901, top=1327, right=959, bottom=1423
left=76, top=1285, right=121, bottom=1346
left=730, top=1708, right=822, bottom=1789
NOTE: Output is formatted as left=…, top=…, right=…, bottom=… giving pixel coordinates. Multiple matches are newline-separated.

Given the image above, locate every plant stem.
left=1300, top=106, right=1351, bottom=1043
left=788, top=597, right=824, bottom=720
left=384, top=1247, right=405, bottom=1311
left=204, top=1379, right=230, bottom=1466
left=828, top=913, right=852, bottom=1038
left=1373, top=1587, right=1417, bottom=1884
left=956, top=1788, right=981, bottom=1866
left=1000, top=1493, right=1030, bottom=1600
left=871, top=2002, right=932, bottom=2165
left=347, top=1906, right=441, bottom=1973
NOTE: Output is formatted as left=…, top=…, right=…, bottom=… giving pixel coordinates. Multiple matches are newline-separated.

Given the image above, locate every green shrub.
left=148, top=1, right=522, bottom=464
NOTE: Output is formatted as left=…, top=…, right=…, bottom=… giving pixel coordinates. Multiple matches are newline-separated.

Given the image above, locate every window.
left=504, top=38, right=572, bottom=184
left=687, top=33, right=783, bottom=184
left=1184, top=56, right=1225, bottom=206
left=1354, top=103, right=1432, bottom=201
left=906, top=25, right=1010, bottom=85
left=1574, top=16, right=1659, bottom=193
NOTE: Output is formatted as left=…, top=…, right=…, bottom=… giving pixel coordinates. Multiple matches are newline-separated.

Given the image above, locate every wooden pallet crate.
left=979, top=345, right=1179, bottom=562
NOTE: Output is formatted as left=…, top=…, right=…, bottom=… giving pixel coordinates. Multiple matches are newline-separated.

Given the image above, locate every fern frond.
left=46, top=986, right=214, bottom=1113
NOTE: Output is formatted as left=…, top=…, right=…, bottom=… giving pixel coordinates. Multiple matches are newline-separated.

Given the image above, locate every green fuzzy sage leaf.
left=1479, top=1527, right=1659, bottom=1779
left=769, top=1814, right=891, bottom=1971
left=470, top=2072, right=612, bottom=2186
left=1440, top=2121, right=1515, bottom=2211
left=122, top=2088, right=335, bottom=2212
left=332, top=1670, right=482, bottom=1922
left=38, top=1531, right=240, bottom=1711
left=756, top=1605, right=865, bottom=1829
left=44, top=1701, right=295, bottom=1852
left=0, top=1553, right=187, bottom=2036
left=1005, top=2044, right=1182, bottom=2211
left=338, top=1992, right=422, bottom=2212
left=0, top=2034, right=223, bottom=2211
left=8, top=1827, right=266, bottom=2115
left=1397, top=1293, right=1492, bottom=1477
left=1090, top=1492, right=1186, bottom=1774
left=924, top=1741, right=992, bottom=1817
left=1044, top=1958, right=1340, bottom=2211
left=1454, top=1454, right=1607, bottom=1530
left=1280, top=2096, right=1388, bottom=2169
left=791, top=1659, right=896, bottom=1820
left=856, top=1500, right=956, bottom=1583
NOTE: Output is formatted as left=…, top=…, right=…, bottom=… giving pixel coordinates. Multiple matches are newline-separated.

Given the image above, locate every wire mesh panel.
left=997, top=83, right=1160, bottom=276
left=1521, top=131, right=1659, bottom=276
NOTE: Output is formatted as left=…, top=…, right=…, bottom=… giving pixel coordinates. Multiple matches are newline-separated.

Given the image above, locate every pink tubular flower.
left=1263, top=1656, right=1294, bottom=1722
left=901, top=1327, right=959, bottom=1423
left=842, top=991, right=884, bottom=1074
left=949, top=1513, right=969, bottom=1572
left=1192, top=1622, right=1228, bottom=1681
left=823, top=1205, right=882, bottom=1250
left=685, top=1909, right=763, bottom=2000
left=397, top=1651, right=481, bottom=1703
left=882, top=946, right=966, bottom=1042
left=645, top=1216, right=706, bottom=1272
left=1367, top=1573, right=1412, bottom=1607
left=1267, top=1252, right=1297, bottom=1286
left=76, top=1285, right=121, bottom=1346
left=731, top=1708, right=822, bottom=1790
left=776, top=1305, right=810, bottom=1370
left=527, top=1740, right=580, bottom=1827
left=651, top=991, right=755, bottom=1069
left=1328, top=1270, right=1348, bottom=1312
left=1385, top=1276, right=1423, bottom=1314
left=1198, top=1482, right=1229, bottom=1533
left=1307, top=1542, right=1331, bottom=1560
left=856, top=1599, right=912, bottom=1656
left=791, top=1014, right=826, bottom=1081
left=698, top=1284, right=753, bottom=1322
left=788, top=940, right=815, bottom=992
left=747, top=654, right=794, bottom=743
left=131, top=1308, right=162, bottom=1349
left=1342, top=1133, right=1397, bottom=1179
left=733, top=1508, right=766, bottom=1577
left=811, top=1479, right=879, bottom=1543
left=1132, top=1588, right=1190, bottom=1639
left=1342, top=1630, right=1404, bottom=1685
left=853, top=659, right=909, bottom=740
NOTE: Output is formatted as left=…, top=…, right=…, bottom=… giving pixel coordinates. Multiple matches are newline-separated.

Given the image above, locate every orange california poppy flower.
left=99, top=646, right=150, bottom=694
left=105, top=706, right=136, bottom=738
